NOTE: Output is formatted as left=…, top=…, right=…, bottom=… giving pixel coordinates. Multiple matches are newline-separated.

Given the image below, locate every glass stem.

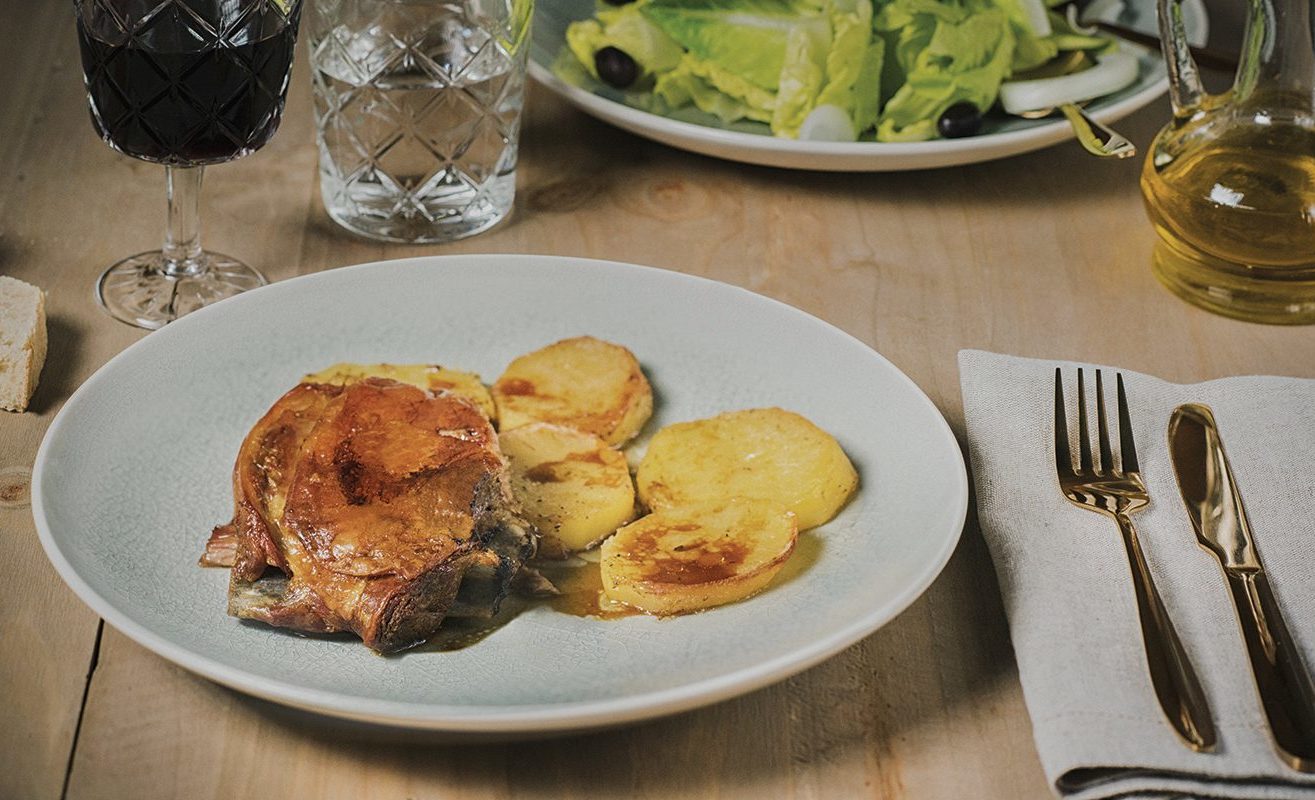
left=162, top=165, right=206, bottom=277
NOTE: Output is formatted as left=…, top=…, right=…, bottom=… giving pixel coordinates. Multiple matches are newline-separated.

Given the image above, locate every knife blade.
left=1168, top=403, right=1315, bottom=772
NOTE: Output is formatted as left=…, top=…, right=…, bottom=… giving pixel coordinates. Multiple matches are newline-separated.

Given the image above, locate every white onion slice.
left=1065, top=4, right=1098, bottom=35
left=1077, top=0, right=1126, bottom=27
left=1018, top=0, right=1052, bottom=37
left=1000, top=51, right=1139, bottom=114
left=798, top=104, right=858, bottom=142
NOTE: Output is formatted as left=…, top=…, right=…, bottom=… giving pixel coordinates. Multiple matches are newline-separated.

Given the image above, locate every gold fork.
left=1019, top=104, right=1137, bottom=159
left=1053, top=368, right=1216, bottom=751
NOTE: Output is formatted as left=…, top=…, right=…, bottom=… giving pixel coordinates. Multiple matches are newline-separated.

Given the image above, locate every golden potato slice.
left=492, top=336, right=652, bottom=446
left=499, top=422, right=637, bottom=557
left=303, top=363, right=495, bottom=421
left=636, top=408, right=857, bottom=530
left=600, top=499, right=798, bottom=615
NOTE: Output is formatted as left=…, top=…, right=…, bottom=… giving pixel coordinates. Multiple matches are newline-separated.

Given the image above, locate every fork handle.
left=1116, top=512, right=1217, bottom=751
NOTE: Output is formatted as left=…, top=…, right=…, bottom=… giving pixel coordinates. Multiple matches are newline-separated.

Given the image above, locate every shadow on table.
left=699, top=104, right=1160, bottom=210
left=226, top=504, right=1019, bottom=794
left=27, top=313, right=87, bottom=416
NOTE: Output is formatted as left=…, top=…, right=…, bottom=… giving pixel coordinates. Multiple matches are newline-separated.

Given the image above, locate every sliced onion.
left=1018, top=0, right=1052, bottom=37
left=1065, top=4, right=1098, bottom=35
left=1000, top=51, right=1139, bottom=114
left=799, top=104, right=857, bottom=142
left=1076, top=0, right=1126, bottom=27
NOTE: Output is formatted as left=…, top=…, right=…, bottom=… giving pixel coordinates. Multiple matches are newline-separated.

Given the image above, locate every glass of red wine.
left=74, top=0, right=302, bottom=329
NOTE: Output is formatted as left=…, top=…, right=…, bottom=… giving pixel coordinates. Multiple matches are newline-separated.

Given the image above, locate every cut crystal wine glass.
left=74, top=0, right=302, bottom=329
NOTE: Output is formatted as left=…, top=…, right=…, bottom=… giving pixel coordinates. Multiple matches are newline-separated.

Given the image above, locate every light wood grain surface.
left=0, top=7, right=1301, bottom=800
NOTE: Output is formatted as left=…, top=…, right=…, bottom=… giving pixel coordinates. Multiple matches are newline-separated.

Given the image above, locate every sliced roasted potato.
left=600, top=499, right=797, bottom=615
left=492, top=336, right=652, bottom=446
left=636, top=408, right=857, bottom=530
left=499, top=422, right=637, bottom=557
left=303, top=363, right=495, bottom=421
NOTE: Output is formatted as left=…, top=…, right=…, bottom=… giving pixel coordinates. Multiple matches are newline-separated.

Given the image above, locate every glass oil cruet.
left=1141, top=0, right=1315, bottom=323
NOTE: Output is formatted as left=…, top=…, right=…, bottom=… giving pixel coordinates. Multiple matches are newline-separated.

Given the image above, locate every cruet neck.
left=1233, top=0, right=1315, bottom=111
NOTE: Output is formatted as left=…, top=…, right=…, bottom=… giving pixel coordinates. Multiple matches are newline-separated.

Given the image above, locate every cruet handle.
left=1156, top=0, right=1209, bottom=116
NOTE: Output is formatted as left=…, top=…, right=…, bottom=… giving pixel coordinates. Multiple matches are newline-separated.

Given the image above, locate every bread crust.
left=0, top=276, right=46, bottom=413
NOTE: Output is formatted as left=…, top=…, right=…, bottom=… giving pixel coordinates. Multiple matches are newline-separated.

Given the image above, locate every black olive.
left=937, top=102, right=982, bottom=139
left=595, top=46, right=640, bottom=89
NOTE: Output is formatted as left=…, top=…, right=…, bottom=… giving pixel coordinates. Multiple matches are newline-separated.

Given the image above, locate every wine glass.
left=74, top=0, right=302, bottom=329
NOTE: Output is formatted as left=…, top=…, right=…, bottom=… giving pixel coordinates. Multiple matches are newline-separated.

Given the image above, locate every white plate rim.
left=32, top=254, right=968, bottom=732
left=528, top=0, right=1209, bottom=171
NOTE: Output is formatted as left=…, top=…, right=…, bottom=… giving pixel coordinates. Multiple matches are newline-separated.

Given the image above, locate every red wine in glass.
left=74, top=0, right=302, bottom=329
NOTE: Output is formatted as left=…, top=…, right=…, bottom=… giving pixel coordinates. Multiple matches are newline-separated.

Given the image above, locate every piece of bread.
left=0, top=276, right=47, bottom=412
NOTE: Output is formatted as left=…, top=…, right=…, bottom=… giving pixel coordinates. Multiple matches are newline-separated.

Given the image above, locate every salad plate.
left=530, top=0, right=1208, bottom=171
left=33, top=255, right=967, bottom=732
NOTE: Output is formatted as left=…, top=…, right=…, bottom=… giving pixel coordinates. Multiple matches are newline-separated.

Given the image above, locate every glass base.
left=96, top=251, right=266, bottom=330
left=321, top=173, right=516, bottom=244
left=1151, top=240, right=1315, bottom=325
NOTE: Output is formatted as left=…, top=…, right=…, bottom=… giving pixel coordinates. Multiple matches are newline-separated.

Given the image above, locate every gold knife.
left=1168, top=403, right=1315, bottom=772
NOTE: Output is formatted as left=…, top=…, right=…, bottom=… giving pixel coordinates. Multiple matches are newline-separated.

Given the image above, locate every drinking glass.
left=309, top=0, right=532, bottom=243
left=74, top=0, right=303, bottom=329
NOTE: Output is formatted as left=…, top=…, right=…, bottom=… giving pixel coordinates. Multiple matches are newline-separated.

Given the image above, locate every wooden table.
left=1, top=7, right=1298, bottom=800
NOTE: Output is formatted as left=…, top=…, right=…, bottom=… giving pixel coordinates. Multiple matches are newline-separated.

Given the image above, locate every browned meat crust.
left=206, top=378, right=535, bottom=652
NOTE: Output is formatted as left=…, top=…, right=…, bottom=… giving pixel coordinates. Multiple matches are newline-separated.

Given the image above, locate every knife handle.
left=1225, top=570, right=1315, bottom=771
left=1116, top=513, right=1217, bottom=751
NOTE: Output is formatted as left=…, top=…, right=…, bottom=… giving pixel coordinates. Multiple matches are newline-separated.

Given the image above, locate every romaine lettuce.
left=566, top=2, right=684, bottom=81
left=818, top=0, right=883, bottom=131
left=772, top=0, right=882, bottom=137
left=770, top=18, right=832, bottom=135
left=654, top=54, right=777, bottom=122
left=641, top=0, right=881, bottom=138
left=564, top=0, right=1123, bottom=141
left=641, top=0, right=824, bottom=90
left=875, top=1, right=1015, bottom=141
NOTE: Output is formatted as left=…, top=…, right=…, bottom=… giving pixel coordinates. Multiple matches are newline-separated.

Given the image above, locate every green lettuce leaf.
left=653, top=54, right=776, bottom=122
left=571, top=0, right=1114, bottom=141
left=566, top=2, right=684, bottom=80
left=817, top=0, right=882, bottom=130
left=1011, top=33, right=1059, bottom=72
left=770, top=17, right=831, bottom=135
left=641, top=0, right=823, bottom=90
left=640, top=0, right=881, bottom=137
left=873, top=0, right=964, bottom=106
left=566, top=20, right=608, bottom=79
left=772, top=0, right=882, bottom=137
left=875, top=3, right=1016, bottom=141
left=848, top=30, right=885, bottom=131
left=991, top=0, right=1056, bottom=71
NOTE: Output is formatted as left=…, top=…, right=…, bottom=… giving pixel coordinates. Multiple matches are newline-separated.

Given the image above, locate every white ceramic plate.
left=530, top=0, right=1208, bottom=171
left=34, top=255, right=966, bottom=732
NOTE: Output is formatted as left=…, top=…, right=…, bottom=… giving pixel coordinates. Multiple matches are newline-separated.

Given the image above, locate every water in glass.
left=311, top=0, right=528, bottom=243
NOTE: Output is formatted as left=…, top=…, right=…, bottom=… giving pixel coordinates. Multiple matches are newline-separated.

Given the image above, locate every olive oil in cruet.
left=1141, top=0, right=1315, bottom=322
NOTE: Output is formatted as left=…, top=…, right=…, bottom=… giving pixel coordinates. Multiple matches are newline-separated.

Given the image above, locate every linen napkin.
left=959, top=350, right=1315, bottom=800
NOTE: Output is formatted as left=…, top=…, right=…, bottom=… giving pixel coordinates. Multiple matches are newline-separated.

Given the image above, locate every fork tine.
left=1117, top=373, right=1139, bottom=473
left=1076, top=368, right=1093, bottom=473
left=1054, top=368, right=1073, bottom=475
left=1095, top=370, right=1114, bottom=475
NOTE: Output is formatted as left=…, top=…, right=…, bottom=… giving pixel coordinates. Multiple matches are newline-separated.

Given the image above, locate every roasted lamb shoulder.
left=202, top=377, right=535, bottom=652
